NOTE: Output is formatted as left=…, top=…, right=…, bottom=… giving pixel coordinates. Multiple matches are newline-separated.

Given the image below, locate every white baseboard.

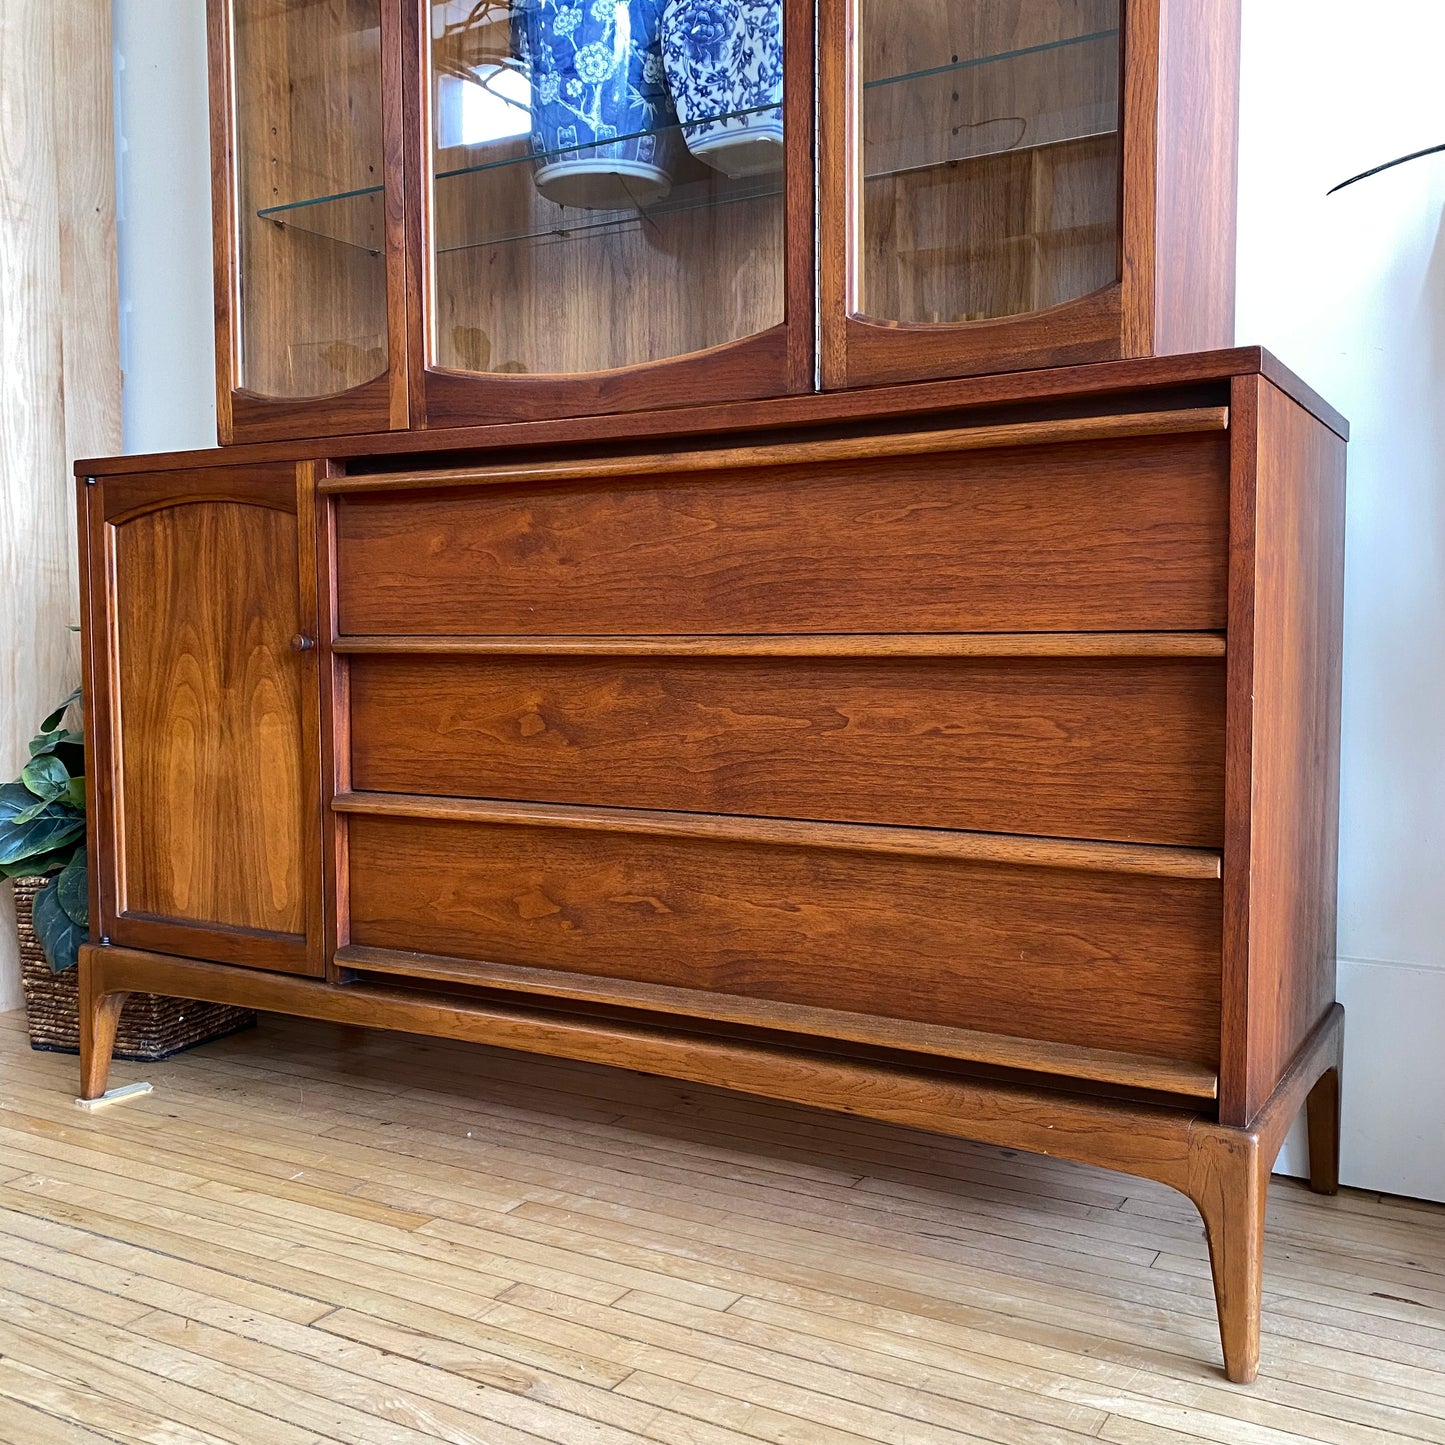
left=1274, top=955, right=1445, bottom=1202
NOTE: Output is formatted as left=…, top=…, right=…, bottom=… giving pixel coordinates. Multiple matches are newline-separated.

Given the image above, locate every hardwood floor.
left=0, top=1007, right=1441, bottom=1445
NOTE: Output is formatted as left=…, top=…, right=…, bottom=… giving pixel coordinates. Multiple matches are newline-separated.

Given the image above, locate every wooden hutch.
left=76, top=0, right=1346, bottom=1386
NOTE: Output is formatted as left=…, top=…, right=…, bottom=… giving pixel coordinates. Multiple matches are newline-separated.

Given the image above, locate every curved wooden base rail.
left=320, top=407, right=1230, bottom=494
left=331, top=791, right=1223, bottom=881
left=332, top=632, right=1230, bottom=659
left=77, top=944, right=1342, bottom=1386
left=336, top=942, right=1221, bottom=1100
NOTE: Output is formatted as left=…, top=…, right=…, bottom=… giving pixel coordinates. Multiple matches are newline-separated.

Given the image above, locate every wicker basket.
left=11, top=876, right=256, bottom=1061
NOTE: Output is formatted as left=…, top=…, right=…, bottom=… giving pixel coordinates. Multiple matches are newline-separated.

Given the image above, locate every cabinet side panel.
left=1226, top=379, right=1346, bottom=1124
left=114, top=501, right=307, bottom=934
left=1151, top=0, right=1239, bottom=355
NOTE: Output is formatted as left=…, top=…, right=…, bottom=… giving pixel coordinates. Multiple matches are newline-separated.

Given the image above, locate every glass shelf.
left=256, top=31, right=1118, bottom=255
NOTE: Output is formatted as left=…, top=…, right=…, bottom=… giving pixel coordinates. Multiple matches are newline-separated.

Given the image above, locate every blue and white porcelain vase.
left=515, top=0, right=681, bottom=210
left=660, top=0, right=783, bottom=179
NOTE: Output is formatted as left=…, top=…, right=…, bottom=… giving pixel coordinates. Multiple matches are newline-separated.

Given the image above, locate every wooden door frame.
left=208, top=0, right=411, bottom=445
left=817, top=0, right=1239, bottom=390
left=78, top=465, right=326, bottom=976
left=819, top=0, right=1134, bottom=390
left=403, top=0, right=816, bottom=430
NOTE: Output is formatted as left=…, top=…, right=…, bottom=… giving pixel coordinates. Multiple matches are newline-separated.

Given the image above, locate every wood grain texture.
left=320, top=405, right=1229, bottom=493
left=336, top=940, right=1220, bottom=1098
left=104, top=481, right=319, bottom=975
left=74, top=348, right=1348, bottom=476
left=343, top=813, right=1224, bottom=1066
left=348, top=652, right=1227, bottom=845
left=0, top=0, right=119, bottom=1011
left=335, top=431, right=1229, bottom=635
left=333, top=791, right=1222, bottom=879
left=335, top=631, right=1229, bottom=657
left=1148, top=0, right=1239, bottom=356
left=1220, top=376, right=1347, bottom=1126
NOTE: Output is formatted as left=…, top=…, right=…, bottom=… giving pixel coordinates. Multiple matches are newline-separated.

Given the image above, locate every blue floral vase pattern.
left=660, top=0, right=783, bottom=178
left=515, top=0, right=682, bottom=209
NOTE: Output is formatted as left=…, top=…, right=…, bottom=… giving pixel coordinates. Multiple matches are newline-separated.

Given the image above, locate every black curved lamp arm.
left=1329, top=142, right=1445, bottom=195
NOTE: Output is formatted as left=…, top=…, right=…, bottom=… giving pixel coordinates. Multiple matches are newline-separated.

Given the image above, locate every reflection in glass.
left=427, top=0, right=786, bottom=377
left=233, top=0, right=389, bottom=399
left=859, top=0, right=1121, bottom=325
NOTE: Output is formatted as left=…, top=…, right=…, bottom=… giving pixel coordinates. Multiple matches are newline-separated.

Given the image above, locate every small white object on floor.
left=74, top=1082, right=153, bottom=1111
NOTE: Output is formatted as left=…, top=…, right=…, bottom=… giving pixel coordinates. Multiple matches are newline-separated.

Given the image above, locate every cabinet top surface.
left=79, top=346, right=1346, bottom=477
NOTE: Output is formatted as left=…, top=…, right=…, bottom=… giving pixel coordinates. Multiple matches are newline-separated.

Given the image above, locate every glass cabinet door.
left=217, top=0, right=404, bottom=439
left=824, top=0, right=1125, bottom=387
left=420, top=0, right=811, bottom=424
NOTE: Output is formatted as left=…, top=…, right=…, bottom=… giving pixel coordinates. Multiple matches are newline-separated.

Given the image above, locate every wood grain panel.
left=348, top=653, right=1226, bottom=845
left=321, top=405, right=1228, bottom=493
left=336, top=431, right=1229, bottom=635
left=74, top=349, right=1348, bottom=477
left=346, top=813, right=1223, bottom=1067
left=113, top=501, right=306, bottom=936
left=1221, top=377, right=1346, bottom=1125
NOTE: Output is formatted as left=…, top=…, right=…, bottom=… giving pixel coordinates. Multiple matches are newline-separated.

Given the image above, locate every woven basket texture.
left=11, top=876, right=255, bottom=1061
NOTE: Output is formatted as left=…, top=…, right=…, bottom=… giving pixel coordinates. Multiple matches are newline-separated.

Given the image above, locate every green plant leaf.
left=32, top=876, right=83, bottom=973
left=8, top=796, right=56, bottom=827
left=56, top=849, right=88, bottom=927
left=0, top=783, right=85, bottom=866
left=40, top=688, right=82, bottom=734
left=28, top=728, right=83, bottom=759
left=0, top=846, right=75, bottom=879
left=65, top=775, right=86, bottom=811
left=21, top=754, right=70, bottom=805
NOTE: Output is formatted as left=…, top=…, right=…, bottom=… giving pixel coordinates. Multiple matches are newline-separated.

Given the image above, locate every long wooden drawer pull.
left=321, top=407, right=1229, bottom=494
left=332, top=792, right=1222, bottom=881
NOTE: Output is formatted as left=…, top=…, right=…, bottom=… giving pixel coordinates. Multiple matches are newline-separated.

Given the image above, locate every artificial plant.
left=0, top=689, right=88, bottom=972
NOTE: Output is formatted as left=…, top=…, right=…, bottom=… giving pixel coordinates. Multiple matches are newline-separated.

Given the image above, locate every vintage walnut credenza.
left=75, top=0, right=1346, bottom=1385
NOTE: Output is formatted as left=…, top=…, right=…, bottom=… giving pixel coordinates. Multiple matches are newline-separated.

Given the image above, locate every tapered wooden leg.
left=1305, top=1052, right=1343, bottom=1196
left=79, top=947, right=129, bottom=1100
left=1188, top=1128, right=1269, bottom=1385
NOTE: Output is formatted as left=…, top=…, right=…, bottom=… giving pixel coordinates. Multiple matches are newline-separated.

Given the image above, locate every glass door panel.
left=858, top=0, right=1120, bottom=326
left=232, top=0, right=390, bottom=399
left=427, top=0, right=786, bottom=377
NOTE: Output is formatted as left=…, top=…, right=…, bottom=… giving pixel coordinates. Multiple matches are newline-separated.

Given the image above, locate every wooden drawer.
left=333, top=429, right=1229, bottom=636
left=347, top=647, right=1226, bottom=846
left=341, top=802, right=1223, bottom=1073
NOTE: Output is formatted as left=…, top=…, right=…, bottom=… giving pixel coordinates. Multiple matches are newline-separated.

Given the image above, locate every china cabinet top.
left=207, top=0, right=1242, bottom=444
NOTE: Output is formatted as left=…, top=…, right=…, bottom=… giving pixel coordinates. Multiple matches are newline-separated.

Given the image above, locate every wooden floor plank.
left=1, top=1010, right=1443, bottom=1445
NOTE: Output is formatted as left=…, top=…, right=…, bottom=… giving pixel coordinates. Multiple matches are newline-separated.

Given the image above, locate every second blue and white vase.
left=516, top=0, right=682, bottom=209
left=660, top=0, right=784, bottom=178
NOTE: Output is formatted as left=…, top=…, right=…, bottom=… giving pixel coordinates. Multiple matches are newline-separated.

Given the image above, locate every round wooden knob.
left=290, top=634, right=316, bottom=652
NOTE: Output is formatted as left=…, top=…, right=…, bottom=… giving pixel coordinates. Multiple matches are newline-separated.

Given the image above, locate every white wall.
left=112, top=3, right=1445, bottom=1197
left=1236, top=1, right=1445, bottom=1200
left=114, top=0, right=214, bottom=453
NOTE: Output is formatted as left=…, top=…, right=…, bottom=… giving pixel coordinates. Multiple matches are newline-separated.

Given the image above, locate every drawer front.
left=349, top=653, right=1226, bottom=846
left=335, top=433, right=1228, bottom=635
left=346, top=814, right=1223, bottom=1068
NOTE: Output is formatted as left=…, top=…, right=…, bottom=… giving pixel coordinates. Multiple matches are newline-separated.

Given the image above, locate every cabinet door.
left=81, top=467, right=324, bottom=975
left=412, top=0, right=814, bottom=427
left=821, top=0, right=1124, bottom=387
left=210, top=0, right=408, bottom=443
left=819, top=0, right=1240, bottom=388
